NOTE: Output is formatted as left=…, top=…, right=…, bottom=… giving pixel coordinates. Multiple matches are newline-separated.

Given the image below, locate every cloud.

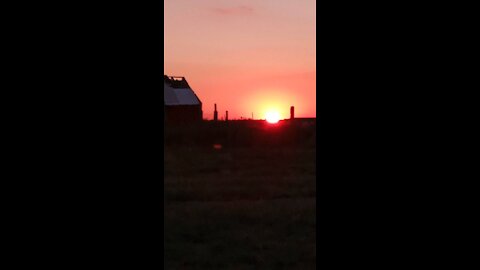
left=211, top=5, right=254, bottom=16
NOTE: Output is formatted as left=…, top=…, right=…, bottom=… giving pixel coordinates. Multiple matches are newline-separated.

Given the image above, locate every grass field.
left=165, top=137, right=316, bottom=269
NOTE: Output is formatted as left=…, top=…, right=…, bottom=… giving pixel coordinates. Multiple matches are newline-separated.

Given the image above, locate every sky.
left=165, top=0, right=316, bottom=120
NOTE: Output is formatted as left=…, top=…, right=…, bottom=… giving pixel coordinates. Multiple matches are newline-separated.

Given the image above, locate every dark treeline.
left=164, top=120, right=316, bottom=148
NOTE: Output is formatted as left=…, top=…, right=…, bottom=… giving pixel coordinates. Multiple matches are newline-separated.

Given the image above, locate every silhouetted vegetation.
left=165, top=121, right=316, bottom=269
left=164, top=119, right=316, bottom=148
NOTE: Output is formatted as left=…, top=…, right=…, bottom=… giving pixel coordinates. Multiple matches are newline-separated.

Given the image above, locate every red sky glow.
left=165, top=0, right=316, bottom=120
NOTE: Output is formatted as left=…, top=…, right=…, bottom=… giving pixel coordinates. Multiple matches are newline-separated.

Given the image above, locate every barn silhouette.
left=164, top=75, right=203, bottom=124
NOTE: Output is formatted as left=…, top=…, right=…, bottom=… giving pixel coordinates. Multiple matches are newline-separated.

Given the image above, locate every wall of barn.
left=165, top=105, right=203, bottom=124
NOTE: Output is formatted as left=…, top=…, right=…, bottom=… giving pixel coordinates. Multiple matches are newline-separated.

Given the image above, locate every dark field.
left=165, top=121, right=316, bottom=269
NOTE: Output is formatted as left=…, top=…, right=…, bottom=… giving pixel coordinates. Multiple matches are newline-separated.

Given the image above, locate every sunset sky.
left=164, top=0, right=316, bottom=120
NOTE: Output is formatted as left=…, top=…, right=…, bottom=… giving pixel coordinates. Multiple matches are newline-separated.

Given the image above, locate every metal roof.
left=164, top=77, right=201, bottom=106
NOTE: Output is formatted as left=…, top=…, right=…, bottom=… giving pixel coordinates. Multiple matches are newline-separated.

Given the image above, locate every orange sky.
left=164, top=0, right=316, bottom=120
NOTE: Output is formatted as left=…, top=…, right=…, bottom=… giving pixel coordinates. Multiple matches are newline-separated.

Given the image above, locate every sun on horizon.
left=165, top=0, right=316, bottom=120
left=265, top=110, right=281, bottom=124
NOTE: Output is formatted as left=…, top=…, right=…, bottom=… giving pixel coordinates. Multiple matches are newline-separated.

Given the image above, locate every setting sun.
left=165, top=0, right=316, bottom=120
left=265, top=111, right=281, bottom=124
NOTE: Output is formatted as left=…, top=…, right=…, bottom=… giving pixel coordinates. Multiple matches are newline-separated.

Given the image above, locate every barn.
left=164, top=75, right=203, bottom=124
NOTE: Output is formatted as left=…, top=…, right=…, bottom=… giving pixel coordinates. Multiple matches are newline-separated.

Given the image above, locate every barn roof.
left=164, top=76, right=201, bottom=106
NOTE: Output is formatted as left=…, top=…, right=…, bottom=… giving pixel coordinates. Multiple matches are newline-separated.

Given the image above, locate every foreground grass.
left=165, top=145, right=316, bottom=269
